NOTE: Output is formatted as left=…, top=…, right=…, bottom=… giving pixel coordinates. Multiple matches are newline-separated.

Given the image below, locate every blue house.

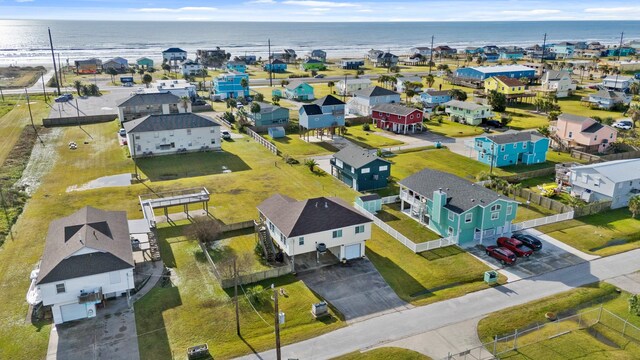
left=473, top=130, right=549, bottom=167
left=455, top=65, right=536, bottom=80
left=263, top=59, right=287, bottom=73
left=482, top=53, right=500, bottom=62
left=226, top=61, right=247, bottom=73
left=499, top=52, right=524, bottom=61
left=330, top=145, right=391, bottom=191
left=341, top=59, right=365, bottom=69
left=299, top=95, right=345, bottom=135
left=212, top=72, right=250, bottom=100
left=606, top=47, right=636, bottom=57
left=250, top=102, right=290, bottom=131
left=420, top=90, right=451, bottom=107
left=465, top=47, right=484, bottom=54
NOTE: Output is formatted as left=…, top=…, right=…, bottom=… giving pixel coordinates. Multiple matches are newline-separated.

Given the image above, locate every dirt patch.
left=14, top=127, right=62, bottom=195
left=0, top=66, right=46, bottom=88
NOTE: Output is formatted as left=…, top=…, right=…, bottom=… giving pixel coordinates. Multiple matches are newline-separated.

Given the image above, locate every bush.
left=629, top=294, right=640, bottom=316
left=362, top=123, right=371, bottom=131
left=246, top=285, right=271, bottom=306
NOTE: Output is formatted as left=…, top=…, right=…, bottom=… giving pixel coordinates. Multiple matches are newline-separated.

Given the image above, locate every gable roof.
left=558, top=113, right=591, bottom=124
left=314, top=95, right=345, bottom=106
left=492, top=76, right=524, bottom=87
left=270, top=59, right=286, bottom=65
left=123, top=113, right=219, bottom=133
left=117, top=92, right=180, bottom=108
left=543, top=70, right=569, bottom=81
left=163, top=47, right=186, bottom=53
left=37, top=207, right=134, bottom=284
left=257, top=195, right=371, bottom=237
left=285, top=80, right=310, bottom=91
left=444, top=100, right=489, bottom=111
left=572, top=159, right=640, bottom=183
left=333, top=145, right=389, bottom=169
left=304, top=59, right=323, bottom=64
left=483, top=130, right=546, bottom=145
left=424, top=90, right=450, bottom=97
left=301, top=104, right=323, bottom=116
left=591, top=89, right=628, bottom=101
left=399, top=169, right=514, bottom=213
left=255, top=102, right=286, bottom=115
left=353, top=86, right=399, bottom=98
left=372, top=103, right=421, bottom=117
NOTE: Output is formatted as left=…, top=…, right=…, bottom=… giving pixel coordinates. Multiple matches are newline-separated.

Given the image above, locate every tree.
left=240, top=77, right=248, bottom=93
left=519, top=77, right=530, bottom=86
left=449, top=89, right=467, bottom=101
left=162, top=63, right=171, bottom=75
left=488, top=90, right=506, bottom=112
left=630, top=82, right=640, bottom=96
left=537, top=125, right=550, bottom=137
left=630, top=195, right=640, bottom=218
left=106, top=67, right=118, bottom=83
left=226, top=98, right=237, bottom=110
left=304, top=159, right=318, bottom=172
left=272, top=95, right=281, bottom=105
left=578, top=65, right=586, bottom=83
left=280, top=79, right=289, bottom=87
left=250, top=102, right=261, bottom=118
left=88, top=84, right=100, bottom=96
left=184, top=216, right=222, bottom=243
left=180, top=96, right=190, bottom=112
left=403, top=82, right=421, bottom=103
left=423, top=74, right=435, bottom=88
left=254, top=93, right=265, bottom=102
left=327, top=81, right=335, bottom=94
left=142, top=74, right=153, bottom=88
left=73, top=80, right=82, bottom=96
left=627, top=104, right=640, bottom=128
left=500, top=114, right=513, bottom=127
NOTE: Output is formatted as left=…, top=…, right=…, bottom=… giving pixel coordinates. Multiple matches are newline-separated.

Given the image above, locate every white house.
left=409, top=46, right=432, bottom=56
left=601, top=76, right=636, bottom=92
left=180, top=59, right=203, bottom=76
left=147, top=79, right=197, bottom=99
left=257, top=195, right=372, bottom=265
left=124, top=113, right=221, bottom=157
left=396, top=75, right=423, bottom=94
left=162, top=47, right=187, bottom=68
left=346, top=86, right=401, bottom=116
left=35, top=207, right=134, bottom=324
left=335, top=78, right=372, bottom=96
left=117, top=92, right=190, bottom=123
left=540, top=70, right=575, bottom=98
left=569, top=159, right=640, bottom=209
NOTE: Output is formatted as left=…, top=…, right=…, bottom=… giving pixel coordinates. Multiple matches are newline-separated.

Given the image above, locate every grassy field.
left=367, top=227, right=503, bottom=306
left=207, top=228, right=271, bottom=273
left=136, top=222, right=344, bottom=360
left=499, top=151, right=581, bottom=174
left=558, top=90, right=629, bottom=120
left=536, top=208, right=640, bottom=256
left=343, top=124, right=404, bottom=149
left=0, top=66, right=46, bottom=88
left=0, top=94, right=50, bottom=165
left=376, top=203, right=441, bottom=243
left=500, top=104, right=550, bottom=130
left=426, top=119, right=485, bottom=138
left=334, top=347, right=432, bottom=360
left=266, top=133, right=339, bottom=157
left=477, top=283, right=640, bottom=359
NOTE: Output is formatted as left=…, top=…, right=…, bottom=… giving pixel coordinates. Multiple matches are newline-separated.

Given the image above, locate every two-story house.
left=569, top=159, right=640, bottom=209
left=396, top=76, right=423, bottom=94
left=587, top=89, right=632, bottom=110
left=371, top=103, right=423, bottom=134
left=263, top=59, right=288, bottom=73
left=180, top=59, right=203, bottom=76
left=308, top=49, right=327, bottom=62
left=284, top=80, right=315, bottom=101
left=444, top=100, right=493, bottom=126
left=102, top=57, right=128, bottom=73
left=552, top=42, right=576, bottom=58
left=455, top=65, right=536, bottom=81
left=552, top=113, right=618, bottom=153
left=336, top=78, right=372, bottom=96
left=601, top=76, right=636, bottom=92
left=249, top=102, right=290, bottom=131
left=257, top=195, right=372, bottom=265
left=300, top=59, right=326, bottom=71
left=367, top=50, right=399, bottom=68
left=35, top=206, right=134, bottom=324
left=117, top=92, right=188, bottom=123
left=420, top=90, right=452, bottom=107
left=346, top=86, right=401, bottom=116
left=474, top=130, right=549, bottom=167
left=162, top=47, right=187, bottom=68
left=212, top=72, right=250, bottom=100
left=399, top=169, right=519, bottom=245
left=226, top=61, right=247, bottom=73
left=74, top=58, right=102, bottom=74
left=410, top=46, right=432, bottom=56
left=136, top=57, right=154, bottom=69
left=541, top=70, right=575, bottom=98
left=124, top=113, right=221, bottom=157
left=484, top=76, right=526, bottom=96
left=299, top=95, right=345, bottom=135
left=149, top=79, right=197, bottom=100
left=340, top=59, right=365, bottom=70
left=330, top=145, right=391, bottom=191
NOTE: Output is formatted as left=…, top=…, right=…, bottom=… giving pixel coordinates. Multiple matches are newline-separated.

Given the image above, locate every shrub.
left=247, top=285, right=271, bottom=306
left=362, top=123, right=371, bottom=131
left=629, top=294, right=640, bottom=316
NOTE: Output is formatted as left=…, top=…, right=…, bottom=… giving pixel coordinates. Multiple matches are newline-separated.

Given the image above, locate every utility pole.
left=343, top=74, right=347, bottom=102
left=0, top=86, right=4, bottom=102
left=48, top=27, right=61, bottom=95
left=541, top=33, right=547, bottom=69
left=274, top=288, right=281, bottom=360
left=617, top=32, right=624, bottom=62
left=428, top=35, right=434, bottom=75
left=41, top=71, right=48, bottom=102
left=57, top=52, right=64, bottom=86
left=25, top=88, right=43, bottom=145
left=268, top=39, right=273, bottom=87
left=234, top=258, right=240, bottom=336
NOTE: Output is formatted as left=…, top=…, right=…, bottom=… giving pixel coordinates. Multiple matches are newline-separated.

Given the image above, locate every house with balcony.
left=299, top=95, right=345, bottom=135
left=551, top=42, right=576, bottom=58
left=336, top=78, right=372, bottom=96
left=330, top=145, right=391, bottom=191
left=371, top=103, right=423, bottom=134
left=212, top=72, right=250, bottom=100
left=148, top=79, right=197, bottom=100
left=74, top=58, right=102, bottom=74
left=444, top=100, right=493, bottom=126
left=300, top=59, right=326, bottom=71
left=226, top=61, right=247, bottom=73
left=346, top=86, right=401, bottom=116
left=473, top=130, right=549, bottom=167
left=540, top=70, right=575, bottom=98
left=284, top=81, right=315, bottom=101
left=367, top=50, right=399, bottom=68
left=552, top=113, right=618, bottom=153
left=180, top=59, right=203, bottom=76
left=117, top=92, right=187, bottom=123
left=103, top=57, right=128, bottom=73
left=420, top=90, right=451, bottom=107
left=263, top=59, right=287, bottom=73
left=257, top=194, right=372, bottom=264
left=162, top=48, right=187, bottom=66
left=136, top=57, right=154, bottom=69
left=308, top=49, right=327, bottom=62
left=249, top=102, right=290, bottom=131
left=484, top=76, right=526, bottom=96
left=569, top=159, right=640, bottom=209
left=340, top=59, right=365, bottom=69
left=587, top=89, right=632, bottom=110
left=399, top=169, right=518, bottom=245
left=455, top=65, right=535, bottom=81
left=35, top=206, right=134, bottom=324
left=124, top=113, right=221, bottom=157
left=601, top=76, right=636, bottom=92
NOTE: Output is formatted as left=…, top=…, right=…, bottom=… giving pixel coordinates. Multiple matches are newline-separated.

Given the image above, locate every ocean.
left=0, top=19, right=639, bottom=67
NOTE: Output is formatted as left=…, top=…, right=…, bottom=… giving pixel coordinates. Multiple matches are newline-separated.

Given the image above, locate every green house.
left=284, top=81, right=315, bottom=101
left=444, top=100, right=493, bottom=126
left=399, top=169, right=518, bottom=245
left=136, top=57, right=154, bottom=69
left=300, top=59, right=326, bottom=71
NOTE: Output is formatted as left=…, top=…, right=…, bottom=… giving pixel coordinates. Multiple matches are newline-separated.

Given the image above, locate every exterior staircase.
left=258, top=226, right=276, bottom=262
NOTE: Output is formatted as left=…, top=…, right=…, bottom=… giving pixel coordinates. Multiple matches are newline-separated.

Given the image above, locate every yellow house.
left=484, top=76, right=526, bottom=95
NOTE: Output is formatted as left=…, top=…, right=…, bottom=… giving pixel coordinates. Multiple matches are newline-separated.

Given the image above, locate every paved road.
left=237, top=248, right=640, bottom=360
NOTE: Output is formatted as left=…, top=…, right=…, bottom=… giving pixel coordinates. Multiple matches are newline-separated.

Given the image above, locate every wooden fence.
left=220, top=220, right=255, bottom=233
left=499, top=167, right=556, bottom=182
left=574, top=200, right=613, bottom=217
left=220, top=266, right=292, bottom=288
left=571, top=149, right=640, bottom=163
left=246, top=128, right=278, bottom=155
left=514, top=187, right=573, bottom=213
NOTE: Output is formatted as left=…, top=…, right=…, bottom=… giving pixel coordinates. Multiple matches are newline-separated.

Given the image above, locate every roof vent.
left=315, top=202, right=318, bottom=208
left=471, top=199, right=475, bottom=202
left=324, top=201, right=328, bottom=208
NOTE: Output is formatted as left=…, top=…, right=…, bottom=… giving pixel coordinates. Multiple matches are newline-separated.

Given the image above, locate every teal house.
left=285, top=80, right=315, bottom=101
left=249, top=102, right=290, bottom=131
left=399, top=169, right=519, bottom=245
left=212, top=72, right=250, bottom=100
left=330, top=145, right=391, bottom=191
left=300, top=59, right=326, bottom=71
left=226, top=61, right=247, bottom=73
left=264, top=59, right=287, bottom=73
left=356, top=194, right=383, bottom=213
left=474, top=130, right=549, bottom=167
left=136, top=57, right=154, bottom=69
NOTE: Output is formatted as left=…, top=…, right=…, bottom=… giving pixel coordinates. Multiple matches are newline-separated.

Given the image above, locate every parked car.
left=612, top=120, right=633, bottom=130
left=511, top=233, right=543, bottom=251
left=237, top=104, right=244, bottom=109
left=314, top=74, right=325, bottom=79
left=193, top=99, right=206, bottom=106
left=62, top=93, right=74, bottom=100
left=54, top=93, right=73, bottom=103
left=497, top=237, right=533, bottom=257
left=484, top=120, right=503, bottom=128
left=486, top=246, right=517, bottom=265
left=118, top=128, right=126, bottom=137
left=222, top=130, right=231, bottom=140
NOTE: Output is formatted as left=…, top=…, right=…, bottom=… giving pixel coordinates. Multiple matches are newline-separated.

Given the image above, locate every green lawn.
left=136, top=224, right=344, bottom=360
left=0, top=94, right=49, bottom=164
left=343, top=124, right=404, bottom=149
left=334, top=347, right=432, bottom=360
left=558, top=90, right=628, bottom=120
left=426, top=120, right=485, bottom=138
left=500, top=104, right=549, bottom=130
left=205, top=227, right=272, bottom=273
left=265, top=134, right=339, bottom=157
left=367, top=226, right=503, bottom=306
left=513, top=196, right=559, bottom=222
left=376, top=203, right=441, bottom=243
left=477, top=283, right=640, bottom=359
left=536, top=208, right=640, bottom=256
left=500, top=151, right=582, bottom=175
left=136, top=150, right=253, bottom=181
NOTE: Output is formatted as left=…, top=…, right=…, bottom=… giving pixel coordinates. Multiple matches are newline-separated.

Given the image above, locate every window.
left=503, top=155, right=508, bottom=160
left=448, top=227, right=454, bottom=235
left=332, top=229, right=343, bottom=238
left=211, top=139, right=216, bottom=144
left=56, top=283, right=65, bottom=294
left=362, top=168, right=370, bottom=174
left=335, top=159, right=343, bottom=168
left=210, top=128, right=215, bottom=133
left=135, top=135, right=140, bottom=140
left=448, top=210, right=454, bottom=221
left=568, top=131, right=573, bottom=138
left=355, top=225, right=365, bottom=234
left=523, top=143, right=527, bottom=149
left=379, top=165, right=388, bottom=171
left=490, top=204, right=501, bottom=211
left=501, top=145, right=505, bottom=151
left=465, top=213, right=473, bottom=223
left=269, top=222, right=275, bottom=232
left=513, top=143, right=517, bottom=148
left=491, top=212, right=499, bottom=220
left=298, top=237, right=304, bottom=246
left=594, top=135, right=598, bottom=141
left=507, top=205, right=513, bottom=215
left=610, top=133, right=613, bottom=139
left=187, top=129, right=192, bottom=135
left=280, top=234, right=286, bottom=242
left=476, top=141, right=482, bottom=148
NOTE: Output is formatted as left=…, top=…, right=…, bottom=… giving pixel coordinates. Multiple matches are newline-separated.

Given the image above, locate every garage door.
left=345, top=243, right=362, bottom=260
left=61, top=303, right=87, bottom=323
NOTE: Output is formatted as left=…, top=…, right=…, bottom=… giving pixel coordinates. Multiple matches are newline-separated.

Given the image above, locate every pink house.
left=553, top=113, right=617, bottom=153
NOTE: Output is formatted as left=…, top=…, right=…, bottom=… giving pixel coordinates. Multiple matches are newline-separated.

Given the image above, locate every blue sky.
left=1, top=0, right=640, bottom=21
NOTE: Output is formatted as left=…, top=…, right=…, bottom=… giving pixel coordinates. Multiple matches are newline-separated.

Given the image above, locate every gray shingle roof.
left=484, top=130, right=546, bottom=145
left=582, top=122, right=604, bottom=133
left=424, top=90, right=450, bottom=97
left=123, top=113, right=219, bottom=133
left=543, top=70, right=568, bottom=81
left=353, top=86, right=399, bottom=98
left=372, top=103, right=420, bottom=117
left=117, top=92, right=181, bottom=108
left=399, top=169, right=515, bottom=213
left=333, top=145, right=389, bottom=169
left=285, top=80, right=308, bottom=91
left=257, top=195, right=372, bottom=237
left=444, top=100, right=489, bottom=111
left=558, top=113, right=590, bottom=123
left=37, top=207, right=134, bottom=285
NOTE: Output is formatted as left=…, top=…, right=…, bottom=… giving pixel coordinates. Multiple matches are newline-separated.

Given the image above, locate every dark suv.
left=511, top=233, right=543, bottom=251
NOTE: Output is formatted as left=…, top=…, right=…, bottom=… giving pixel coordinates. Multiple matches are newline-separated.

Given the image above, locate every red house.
left=372, top=103, right=423, bottom=134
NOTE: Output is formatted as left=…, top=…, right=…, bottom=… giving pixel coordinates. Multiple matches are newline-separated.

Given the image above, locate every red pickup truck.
left=497, top=237, right=533, bottom=257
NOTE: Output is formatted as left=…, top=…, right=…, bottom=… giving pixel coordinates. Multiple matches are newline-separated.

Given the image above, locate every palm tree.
left=304, top=159, right=318, bottom=172
left=73, top=80, right=82, bottom=96
left=630, top=82, right=640, bottom=96
left=627, top=104, right=640, bottom=128
left=106, top=68, right=118, bottom=83
left=327, top=81, right=335, bottom=94
left=578, top=65, right=585, bottom=83
left=423, top=74, right=435, bottom=88
left=138, top=68, right=145, bottom=81
left=629, top=195, right=640, bottom=218
left=240, top=78, right=248, bottom=97
left=142, top=74, right=153, bottom=88
left=162, top=63, right=171, bottom=75
left=250, top=102, right=261, bottom=120
left=180, top=96, right=190, bottom=112
left=377, top=75, right=389, bottom=88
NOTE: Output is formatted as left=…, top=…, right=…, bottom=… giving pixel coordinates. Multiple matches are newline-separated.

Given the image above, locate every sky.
left=1, top=0, right=640, bottom=22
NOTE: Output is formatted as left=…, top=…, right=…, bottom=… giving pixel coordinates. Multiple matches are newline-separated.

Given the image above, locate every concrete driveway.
left=46, top=297, right=139, bottom=360
left=296, top=258, right=411, bottom=322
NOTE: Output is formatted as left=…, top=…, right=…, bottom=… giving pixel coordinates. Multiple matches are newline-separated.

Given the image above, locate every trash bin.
left=484, top=270, right=498, bottom=285
left=435, top=141, right=442, bottom=149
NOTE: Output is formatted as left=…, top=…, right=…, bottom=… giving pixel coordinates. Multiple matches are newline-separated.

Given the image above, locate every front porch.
left=376, top=119, right=423, bottom=134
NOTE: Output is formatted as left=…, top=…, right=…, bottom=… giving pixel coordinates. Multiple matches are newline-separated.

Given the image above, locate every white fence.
left=380, top=195, right=400, bottom=205
left=415, top=236, right=458, bottom=253
left=511, top=211, right=574, bottom=232
left=246, top=128, right=278, bottom=155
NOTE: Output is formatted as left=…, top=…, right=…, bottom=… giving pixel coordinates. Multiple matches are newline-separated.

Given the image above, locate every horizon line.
left=2, top=18, right=640, bottom=23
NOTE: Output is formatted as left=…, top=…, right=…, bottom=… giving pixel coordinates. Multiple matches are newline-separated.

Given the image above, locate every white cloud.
left=282, top=1, right=359, bottom=8
left=247, top=0, right=276, bottom=3
left=583, top=7, right=640, bottom=13
left=357, top=9, right=373, bottom=13
left=309, top=7, right=331, bottom=12
left=500, top=9, right=561, bottom=16
left=135, top=7, right=218, bottom=13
